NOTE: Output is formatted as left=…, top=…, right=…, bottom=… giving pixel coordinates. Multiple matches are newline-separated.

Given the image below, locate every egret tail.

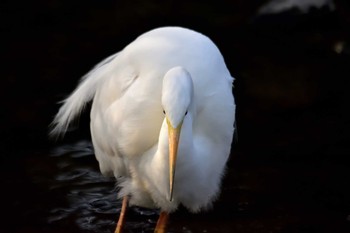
left=50, top=53, right=118, bottom=138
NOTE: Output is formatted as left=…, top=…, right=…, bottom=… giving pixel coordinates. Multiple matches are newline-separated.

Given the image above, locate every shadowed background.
left=1, top=0, right=350, bottom=232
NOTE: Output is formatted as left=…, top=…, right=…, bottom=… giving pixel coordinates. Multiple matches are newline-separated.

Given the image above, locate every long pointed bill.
left=166, top=118, right=182, bottom=201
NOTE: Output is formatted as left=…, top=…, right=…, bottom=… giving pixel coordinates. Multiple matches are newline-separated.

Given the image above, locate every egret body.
left=51, top=26, right=235, bottom=233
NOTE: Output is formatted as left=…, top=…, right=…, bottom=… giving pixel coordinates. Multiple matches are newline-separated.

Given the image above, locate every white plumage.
left=51, top=26, right=235, bottom=231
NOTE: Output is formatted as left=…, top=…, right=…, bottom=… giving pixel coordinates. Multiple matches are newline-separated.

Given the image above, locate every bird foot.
left=154, top=211, right=169, bottom=233
left=114, top=196, right=129, bottom=233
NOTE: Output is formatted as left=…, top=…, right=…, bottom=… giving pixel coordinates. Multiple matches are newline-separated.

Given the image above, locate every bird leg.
left=115, top=196, right=129, bottom=233
left=154, top=211, right=169, bottom=233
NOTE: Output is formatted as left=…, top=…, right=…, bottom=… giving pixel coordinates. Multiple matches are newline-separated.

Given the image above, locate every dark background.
left=1, top=0, right=350, bottom=232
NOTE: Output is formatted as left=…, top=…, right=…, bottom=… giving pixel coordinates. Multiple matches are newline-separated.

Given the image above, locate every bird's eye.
left=163, top=110, right=166, bottom=115
left=185, top=111, right=188, bottom=116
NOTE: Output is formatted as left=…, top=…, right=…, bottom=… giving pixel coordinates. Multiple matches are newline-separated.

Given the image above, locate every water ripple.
left=48, top=140, right=157, bottom=233
left=48, top=141, right=120, bottom=232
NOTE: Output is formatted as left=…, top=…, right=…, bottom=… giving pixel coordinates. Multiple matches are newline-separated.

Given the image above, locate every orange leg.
left=115, top=196, right=129, bottom=233
left=154, top=211, right=169, bottom=233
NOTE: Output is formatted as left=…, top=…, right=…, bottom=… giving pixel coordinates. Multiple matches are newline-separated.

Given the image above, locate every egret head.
left=162, top=66, right=193, bottom=201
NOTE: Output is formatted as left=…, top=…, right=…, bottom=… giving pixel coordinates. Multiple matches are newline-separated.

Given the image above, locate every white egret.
left=51, top=26, right=235, bottom=233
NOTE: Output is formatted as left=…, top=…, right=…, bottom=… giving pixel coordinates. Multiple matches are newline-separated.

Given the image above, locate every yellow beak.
left=166, top=118, right=182, bottom=201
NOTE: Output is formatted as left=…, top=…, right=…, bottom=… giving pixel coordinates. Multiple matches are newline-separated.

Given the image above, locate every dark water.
left=1, top=138, right=350, bottom=233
